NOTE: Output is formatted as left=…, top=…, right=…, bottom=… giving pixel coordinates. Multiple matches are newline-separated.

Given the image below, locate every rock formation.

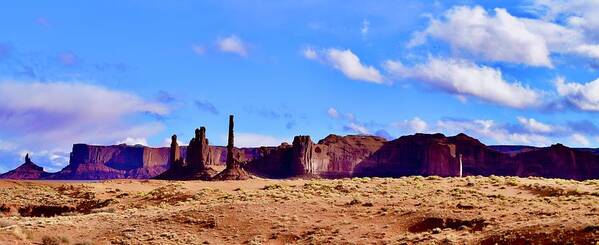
left=48, top=144, right=171, bottom=180
left=156, top=127, right=217, bottom=180
left=169, top=134, right=183, bottom=167
left=3, top=130, right=599, bottom=180
left=187, top=127, right=217, bottom=180
left=0, top=154, right=50, bottom=180
left=246, top=134, right=387, bottom=178
left=213, top=115, right=251, bottom=180
left=246, top=133, right=599, bottom=180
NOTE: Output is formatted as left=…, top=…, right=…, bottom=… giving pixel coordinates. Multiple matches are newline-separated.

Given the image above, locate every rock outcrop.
left=0, top=154, right=50, bottom=180
left=169, top=134, right=183, bottom=167
left=246, top=134, right=387, bottom=178
left=48, top=144, right=171, bottom=180
left=2, top=130, right=599, bottom=180
left=155, top=127, right=218, bottom=180
left=246, top=133, right=599, bottom=180
left=513, top=143, right=599, bottom=179
left=213, top=115, right=251, bottom=180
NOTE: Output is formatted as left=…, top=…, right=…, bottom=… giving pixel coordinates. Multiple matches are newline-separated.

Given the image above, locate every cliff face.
left=3, top=133, right=599, bottom=180
left=246, top=133, right=599, bottom=180
left=50, top=143, right=265, bottom=180
left=49, top=144, right=171, bottom=180
left=246, top=135, right=387, bottom=178
left=514, top=144, right=599, bottom=179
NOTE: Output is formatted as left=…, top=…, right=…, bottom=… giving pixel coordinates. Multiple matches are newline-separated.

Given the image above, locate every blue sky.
left=1, top=0, right=599, bottom=172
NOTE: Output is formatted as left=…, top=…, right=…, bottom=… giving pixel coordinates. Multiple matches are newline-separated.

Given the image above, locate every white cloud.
left=327, top=107, right=339, bottom=118
left=191, top=44, right=206, bottom=55
left=344, top=122, right=370, bottom=135
left=302, top=48, right=383, bottom=83
left=411, top=6, right=552, bottom=67
left=532, top=0, right=599, bottom=40
left=412, top=4, right=599, bottom=64
left=572, top=44, right=599, bottom=59
left=361, top=19, right=370, bottom=36
left=161, top=137, right=184, bottom=147
left=555, top=77, right=599, bottom=111
left=571, top=133, right=590, bottom=146
left=117, top=137, right=148, bottom=146
left=436, top=118, right=550, bottom=146
left=385, top=57, right=541, bottom=108
left=325, top=48, right=383, bottom=83
left=392, top=117, right=428, bottom=133
left=0, top=81, right=168, bottom=166
left=302, top=47, right=318, bottom=60
left=517, top=117, right=553, bottom=133
left=217, top=35, right=248, bottom=57
left=303, top=48, right=383, bottom=83
left=235, top=133, right=288, bottom=147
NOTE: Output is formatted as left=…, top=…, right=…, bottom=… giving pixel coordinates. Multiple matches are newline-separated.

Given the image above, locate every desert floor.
left=0, top=176, right=598, bottom=244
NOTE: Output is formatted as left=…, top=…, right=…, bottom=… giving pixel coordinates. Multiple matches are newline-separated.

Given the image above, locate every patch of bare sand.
left=0, top=176, right=597, bottom=244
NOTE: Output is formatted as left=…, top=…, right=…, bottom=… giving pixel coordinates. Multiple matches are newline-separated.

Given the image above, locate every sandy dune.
left=0, top=176, right=598, bottom=244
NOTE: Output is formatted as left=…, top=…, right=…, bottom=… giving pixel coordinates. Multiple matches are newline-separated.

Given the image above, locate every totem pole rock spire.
left=213, top=114, right=251, bottom=180
left=226, top=115, right=235, bottom=169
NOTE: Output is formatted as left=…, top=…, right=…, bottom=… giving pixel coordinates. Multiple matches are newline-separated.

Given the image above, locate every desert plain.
left=0, top=175, right=598, bottom=245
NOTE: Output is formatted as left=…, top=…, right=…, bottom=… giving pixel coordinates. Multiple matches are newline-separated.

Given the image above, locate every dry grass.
left=0, top=177, right=597, bottom=244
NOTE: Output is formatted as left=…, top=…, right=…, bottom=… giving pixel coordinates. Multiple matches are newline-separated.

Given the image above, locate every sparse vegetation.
left=41, top=235, right=61, bottom=245
left=0, top=177, right=597, bottom=244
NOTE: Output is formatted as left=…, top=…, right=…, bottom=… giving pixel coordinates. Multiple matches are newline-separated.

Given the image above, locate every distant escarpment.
left=2, top=119, right=599, bottom=180
left=45, top=143, right=262, bottom=180
left=245, top=133, right=599, bottom=180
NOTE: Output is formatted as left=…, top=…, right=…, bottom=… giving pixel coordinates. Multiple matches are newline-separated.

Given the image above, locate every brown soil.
left=0, top=176, right=598, bottom=244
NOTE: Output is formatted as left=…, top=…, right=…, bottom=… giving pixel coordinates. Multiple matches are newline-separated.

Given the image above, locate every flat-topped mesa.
left=213, top=115, right=251, bottom=180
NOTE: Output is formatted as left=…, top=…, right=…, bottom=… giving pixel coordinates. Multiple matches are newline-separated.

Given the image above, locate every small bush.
left=262, top=184, right=283, bottom=190
left=41, top=236, right=61, bottom=245
left=0, top=220, right=12, bottom=228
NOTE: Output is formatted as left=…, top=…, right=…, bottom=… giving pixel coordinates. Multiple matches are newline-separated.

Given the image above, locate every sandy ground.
left=0, top=176, right=598, bottom=244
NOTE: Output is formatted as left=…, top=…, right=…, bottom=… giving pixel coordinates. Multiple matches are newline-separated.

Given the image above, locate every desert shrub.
left=74, top=242, right=93, bottom=245
left=262, top=184, right=283, bottom=190
left=505, top=177, right=519, bottom=186
left=347, top=198, right=362, bottom=205
left=0, top=220, right=12, bottom=228
left=522, top=183, right=591, bottom=197
left=41, top=236, right=61, bottom=245
left=425, top=176, right=441, bottom=180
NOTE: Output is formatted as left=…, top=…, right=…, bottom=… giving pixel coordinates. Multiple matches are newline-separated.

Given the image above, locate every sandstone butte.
left=2, top=115, right=599, bottom=181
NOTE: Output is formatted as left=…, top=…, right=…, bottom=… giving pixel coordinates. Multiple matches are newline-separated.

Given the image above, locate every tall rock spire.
left=169, top=134, right=182, bottom=167
left=197, top=126, right=210, bottom=169
left=213, top=115, right=250, bottom=180
left=226, top=115, right=235, bottom=169
left=25, top=153, right=31, bottom=164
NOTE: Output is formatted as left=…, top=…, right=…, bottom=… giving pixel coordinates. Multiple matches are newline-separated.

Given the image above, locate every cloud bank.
left=0, top=81, right=168, bottom=168
left=385, top=58, right=541, bottom=108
